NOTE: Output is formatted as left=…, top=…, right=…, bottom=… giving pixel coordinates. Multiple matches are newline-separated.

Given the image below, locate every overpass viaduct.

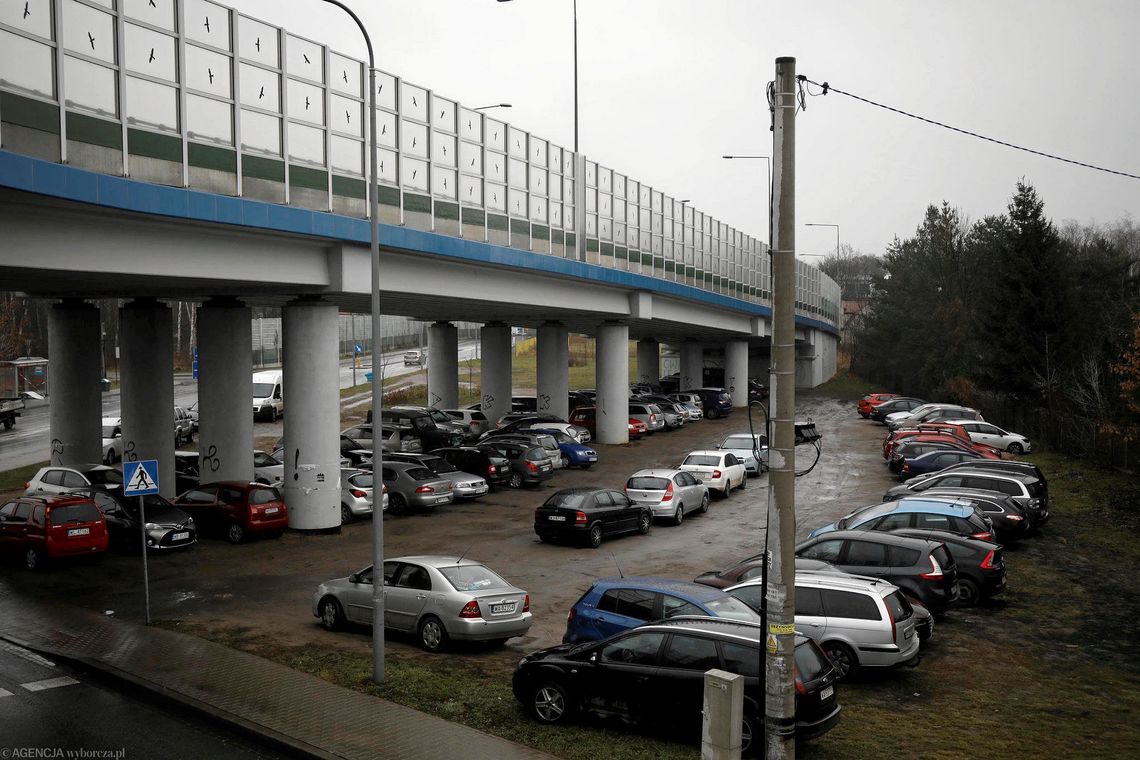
left=0, top=0, right=839, bottom=533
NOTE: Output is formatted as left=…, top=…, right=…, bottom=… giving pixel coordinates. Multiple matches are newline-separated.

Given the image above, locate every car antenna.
left=609, top=551, right=625, bottom=579
left=456, top=543, right=473, bottom=565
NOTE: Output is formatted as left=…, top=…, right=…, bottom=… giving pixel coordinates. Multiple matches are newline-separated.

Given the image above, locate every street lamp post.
left=318, top=0, right=385, bottom=684
left=804, top=222, right=840, bottom=261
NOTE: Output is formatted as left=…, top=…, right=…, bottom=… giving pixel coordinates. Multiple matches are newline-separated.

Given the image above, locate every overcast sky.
left=225, top=0, right=1140, bottom=259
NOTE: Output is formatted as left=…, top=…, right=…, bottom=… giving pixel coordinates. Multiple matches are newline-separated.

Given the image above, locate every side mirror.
left=589, top=652, right=598, bottom=663
left=348, top=573, right=359, bottom=584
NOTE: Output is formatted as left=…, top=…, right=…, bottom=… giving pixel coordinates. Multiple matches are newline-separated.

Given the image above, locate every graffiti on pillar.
left=294, top=448, right=301, bottom=481
left=123, top=440, right=138, bottom=462
left=682, top=375, right=691, bottom=388
left=316, top=472, right=325, bottom=483
left=539, top=393, right=551, bottom=410
left=482, top=393, right=494, bottom=409
left=202, top=444, right=220, bottom=473
left=728, top=376, right=736, bottom=395
left=50, top=438, right=64, bottom=464
left=430, top=391, right=441, bottom=407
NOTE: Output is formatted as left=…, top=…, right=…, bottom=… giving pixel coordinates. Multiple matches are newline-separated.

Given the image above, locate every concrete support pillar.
left=795, top=328, right=824, bottom=388
left=427, top=321, right=459, bottom=409
left=120, top=299, right=175, bottom=497
left=197, top=299, right=253, bottom=483
left=536, top=322, right=569, bottom=419
left=725, top=340, right=750, bottom=408
left=282, top=298, right=340, bottom=532
left=47, top=300, right=102, bottom=466
left=635, top=338, right=660, bottom=388
left=595, top=322, right=630, bottom=444
left=680, top=340, right=703, bottom=391
left=480, top=322, right=512, bottom=426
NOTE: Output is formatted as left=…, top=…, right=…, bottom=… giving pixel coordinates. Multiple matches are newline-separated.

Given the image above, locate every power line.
left=798, top=75, right=1140, bottom=181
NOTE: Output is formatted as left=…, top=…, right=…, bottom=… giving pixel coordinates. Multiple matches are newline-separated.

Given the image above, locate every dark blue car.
left=684, top=388, right=733, bottom=419
left=898, top=449, right=982, bottom=481
left=563, top=577, right=760, bottom=643
left=530, top=428, right=598, bottom=469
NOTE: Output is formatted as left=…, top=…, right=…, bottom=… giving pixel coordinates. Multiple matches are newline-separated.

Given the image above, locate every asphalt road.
left=0, top=640, right=289, bottom=759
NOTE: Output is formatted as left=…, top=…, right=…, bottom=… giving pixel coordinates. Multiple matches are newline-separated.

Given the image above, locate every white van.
left=252, top=371, right=284, bottom=421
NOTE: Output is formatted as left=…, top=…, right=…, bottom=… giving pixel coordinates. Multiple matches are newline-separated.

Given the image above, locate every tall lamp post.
left=804, top=222, right=840, bottom=261
left=318, top=0, right=385, bottom=684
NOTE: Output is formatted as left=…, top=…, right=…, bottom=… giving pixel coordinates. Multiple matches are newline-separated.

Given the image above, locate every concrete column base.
left=595, top=322, right=630, bottom=444
left=537, top=322, right=569, bottom=419
left=427, top=321, right=459, bottom=409
left=636, top=338, right=660, bottom=388
left=120, top=299, right=175, bottom=497
left=47, top=300, right=102, bottom=466
left=480, top=322, right=512, bottom=426
left=198, top=299, right=254, bottom=483
left=681, top=340, right=703, bottom=391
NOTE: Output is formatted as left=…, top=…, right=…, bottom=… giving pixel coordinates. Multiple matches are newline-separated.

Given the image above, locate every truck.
left=252, top=370, right=284, bottom=422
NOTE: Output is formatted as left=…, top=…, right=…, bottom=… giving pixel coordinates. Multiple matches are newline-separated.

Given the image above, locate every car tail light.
left=459, top=600, right=481, bottom=618
left=1005, top=514, right=1024, bottom=522
left=649, top=414, right=657, bottom=423
left=415, top=485, right=435, bottom=494
left=575, top=511, right=588, bottom=525
left=970, top=531, right=993, bottom=541
left=526, top=460, right=539, bottom=474
left=523, top=594, right=530, bottom=612
left=351, top=488, right=367, bottom=498
left=661, top=482, right=674, bottom=501
left=919, top=553, right=945, bottom=581
left=885, top=597, right=898, bottom=645
left=794, top=675, right=807, bottom=696
left=382, top=484, right=388, bottom=493
left=567, top=605, right=576, bottom=622
left=712, top=469, right=722, bottom=479
left=980, top=550, right=997, bottom=570
left=487, top=464, right=496, bottom=476
left=901, top=462, right=910, bottom=473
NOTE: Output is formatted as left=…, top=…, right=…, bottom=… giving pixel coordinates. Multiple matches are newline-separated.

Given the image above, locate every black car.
left=378, top=408, right=465, bottom=450
left=869, top=397, right=926, bottom=423
left=534, top=487, right=652, bottom=548
left=338, top=433, right=374, bottom=466
left=432, top=446, right=512, bottom=489
left=489, top=414, right=567, bottom=437
left=173, top=451, right=201, bottom=494
left=68, top=488, right=196, bottom=552
left=885, top=467, right=1049, bottom=528
left=890, top=528, right=1006, bottom=606
left=908, top=487, right=1031, bottom=542
left=796, top=530, right=959, bottom=612
left=477, top=441, right=552, bottom=488
left=905, top=460, right=1049, bottom=518
left=512, top=617, right=841, bottom=752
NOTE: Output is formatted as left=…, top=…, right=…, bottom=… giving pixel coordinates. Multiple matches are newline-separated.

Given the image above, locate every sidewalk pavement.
left=0, top=581, right=559, bottom=760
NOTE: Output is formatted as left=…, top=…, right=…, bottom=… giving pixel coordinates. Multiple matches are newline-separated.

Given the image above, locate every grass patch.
left=0, top=461, right=45, bottom=492
left=802, top=372, right=879, bottom=401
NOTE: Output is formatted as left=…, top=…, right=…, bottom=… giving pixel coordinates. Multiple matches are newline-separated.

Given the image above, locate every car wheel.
left=740, top=713, right=758, bottom=757
left=226, top=522, right=245, bottom=544
left=822, top=641, right=857, bottom=680
left=269, top=407, right=277, bottom=423
left=957, top=578, right=981, bottom=607
left=418, top=615, right=449, bottom=652
left=319, top=597, right=344, bottom=631
left=24, top=547, right=44, bottom=571
left=637, top=511, right=652, bottom=535
left=530, top=680, right=574, bottom=725
left=2, top=418, right=13, bottom=430
left=738, top=473, right=747, bottom=490
left=723, top=480, right=733, bottom=498
left=175, top=430, right=184, bottom=447
left=340, top=504, right=353, bottom=524
left=673, top=505, right=684, bottom=526
left=699, top=491, right=710, bottom=514
left=587, top=522, right=604, bottom=548
left=508, top=471, right=523, bottom=489
left=1008, top=442, right=1023, bottom=455
left=103, top=449, right=114, bottom=466
left=708, top=408, right=720, bottom=420
left=561, top=454, right=571, bottom=469
left=388, top=493, right=408, bottom=515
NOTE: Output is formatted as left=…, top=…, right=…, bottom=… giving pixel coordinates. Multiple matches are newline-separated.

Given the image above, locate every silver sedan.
left=716, top=433, right=769, bottom=474
left=379, top=461, right=455, bottom=514
left=624, top=468, right=710, bottom=526
left=312, top=555, right=533, bottom=652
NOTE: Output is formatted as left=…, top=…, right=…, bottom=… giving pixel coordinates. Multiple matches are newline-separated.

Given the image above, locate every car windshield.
left=543, top=430, right=573, bottom=444
left=86, top=469, right=123, bottom=485
left=406, top=466, right=436, bottom=481
left=249, top=487, right=281, bottom=504
left=544, top=492, right=588, bottom=509
left=722, top=434, right=764, bottom=449
left=347, top=473, right=373, bottom=488
left=48, top=502, right=102, bottom=524
left=439, top=564, right=509, bottom=592
left=683, top=454, right=720, bottom=467
left=428, top=410, right=451, bottom=423
left=627, top=476, right=669, bottom=490
left=252, top=382, right=275, bottom=397
left=793, top=639, right=832, bottom=682
left=704, top=596, right=762, bottom=623
left=429, top=458, right=458, bottom=473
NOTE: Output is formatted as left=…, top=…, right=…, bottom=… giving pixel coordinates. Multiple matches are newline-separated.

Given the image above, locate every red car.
left=858, top=393, right=898, bottom=418
left=887, top=433, right=1002, bottom=465
left=173, top=481, right=288, bottom=543
left=568, top=406, right=649, bottom=440
left=628, top=418, right=649, bottom=439
left=0, top=494, right=109, bottom=570
left=884, top=424, right=1000, bottom=460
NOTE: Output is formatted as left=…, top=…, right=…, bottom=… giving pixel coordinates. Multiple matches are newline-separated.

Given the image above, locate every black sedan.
left=869, top=397, right=926, bottom=423
left=512, top=617, right=840, bottom=752
left=534, top=487, right=652, bottom=548
left=432, top=446, right=513, bottom=489
left=68, top=488, right=196, bottom=552
left=890, top=528, right=1006, bottom=606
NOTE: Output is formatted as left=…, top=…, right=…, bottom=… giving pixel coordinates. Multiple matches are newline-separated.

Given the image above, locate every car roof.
left=628, top=468, right=686, bottom=478
left=917, top=486, right=1013, bottom=503
left=592, top=577, right=731, bottom=601
left=890, top=528, right=999, bottom=550
left=553, top=487, right=615, bottom=496
left=797, top=529, right=943, bottom=550
left=637, top=616, right=765, bottom=642
left=16, top=494, right=95, bottom=506
left=856, top=498, right=975, bottom=520
left=930, top=467, right=1035, bottom=484
left=683, top=450, right=724, bottom=457
left=389, top=555, right=489, bottom=569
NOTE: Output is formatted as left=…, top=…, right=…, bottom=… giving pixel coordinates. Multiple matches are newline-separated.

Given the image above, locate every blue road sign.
left=355, top=343, right=363, bottom=354
left=124, top=459, right=160, bottom=496
left=192, top=360, right=199, bottom=380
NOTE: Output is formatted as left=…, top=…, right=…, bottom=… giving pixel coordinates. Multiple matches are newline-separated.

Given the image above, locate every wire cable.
left=797, top=75, right=1140, bottom=181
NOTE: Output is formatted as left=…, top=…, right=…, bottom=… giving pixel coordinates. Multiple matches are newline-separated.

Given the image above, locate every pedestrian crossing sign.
left=123, top=459, right=160, bottom=496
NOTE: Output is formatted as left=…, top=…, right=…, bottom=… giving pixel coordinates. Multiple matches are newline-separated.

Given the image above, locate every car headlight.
left=145, top=523, right=159, bottom=531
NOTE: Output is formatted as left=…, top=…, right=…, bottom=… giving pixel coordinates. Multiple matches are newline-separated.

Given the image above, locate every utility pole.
left=766, top=55, right=798, bottom=760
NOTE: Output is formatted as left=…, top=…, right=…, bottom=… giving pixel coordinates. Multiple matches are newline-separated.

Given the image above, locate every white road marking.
left=0, top=687, right=14, bottom=698
left=21, top=677, right=79, bottom=692
left=0, top=640, right=56, bottom=668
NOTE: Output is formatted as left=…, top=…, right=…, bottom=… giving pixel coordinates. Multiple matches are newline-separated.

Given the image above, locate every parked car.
left=534, top=487, right=652, bottom=548
left=682, top=387, right=733, bottom=419
left=477, top=441, right=553, bottom=488
left=494, top=411, right=565, bottom=431
left=393, top=405, right=470, bottom=440
left=628, top=418, right=649, bottom=439
left=174, top=405, right=195, bottom=445
left=25, top=464, right=123, bottom=496
left=857, top=393, right=898, bottom=418
left=906, top=487, right=1030, bottom=541
left=897, top=448, right=987, bottom=480
left=513, top=618, right=841, bottom=751
left=809, top=498, right=995, bottom=542
left=678, top=450, right=747, bottom=497
left=441, top=408, right=491, bottom=440
left=715, top=433, right=769, bottom=475
left=882, top=423, right=978, bottom=459
left=529, top=428, right=598, bottom=469
left=340, top=468, right=375, bottom=523
left=562, top=578, right=761, bottom=644
left=0, top=494, right=109, bottom=570
left=403, top=349, right=426, bottom=366
left=884, top=467, right=1048, bottom=527
left=795, top=530, right=960, bottom=611
left=378, top=461, right=455, bottom=515
left=173, top=451, right=201, bottom=493
left=906, top=459, right=1048, bottom=499
left=432, top=446, right=513, bottom=489
left=868, top=396, right=926, bottom=423
left=946, top=419, right=1033, bottom=454
left=627, top=402, right=666, bottom=434
left=172, top=481, right=288, bottom=543
left=629, top=397, right=684, bottom=430
left=379, top=407, right=465, bottom=449
left=385, top=452, right=488, bottom=499
left=341, top=425, right=421, bottom=457
left=887, top=404, right=984, bottom=432
left=186, top=401, right=200, bottom=433
left=69, top=488, right=195, bottom=553
left=625, top=469, right=710, bottom=525
left=674, top=400, right=704, bottom=421
left=520, top=420, right=591, bottom=444
left=890, top=528, right=1006, bottom=606
left=101, top=417, right=123, bottom=465
left=483, top=431, right=563, bottom=470
left=253, top=449, right=285, bottom=484
left=252, top=370, right=284, bottom=422
left=726, top=573, right=920, bottom=679
left=696, top=555, right=850, bottom=589
left=313, top=555, right=532, bottom=652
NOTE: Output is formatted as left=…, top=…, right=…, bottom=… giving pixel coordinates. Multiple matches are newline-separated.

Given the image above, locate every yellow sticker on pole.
left=768, top=623, right=796, bottom=635
left=766, top=634, right=778, bottom=654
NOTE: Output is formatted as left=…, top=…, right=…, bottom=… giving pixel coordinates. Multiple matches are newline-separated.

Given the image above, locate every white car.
left=715, top=433, right=769, bottom=474
left=677, top=450, right=748, bottom=497
left=25, top=464, right=123, bottom=495
left=945, top=419, right=1032, bottom=454
left=441, top=408, right=491, bottom=439
left=101, top=417, right=123, bottom=465
left=253, top=449, right=285, bottom=484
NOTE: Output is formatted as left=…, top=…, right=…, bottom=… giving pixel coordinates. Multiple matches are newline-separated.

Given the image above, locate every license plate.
left=67, top=527, right=90, bottom=537
left=820, top=685, right=834, bottom=700
left=904, top=628, right=913, bottom=639
left=436, top=496, right=450, bottom=504
left=264, top=507, right=279, bottom=514
left=587, top=456, right=597, bottom=462
left=473, top=485, right=488, bottom=494
left=698, top=473, right=711, bottom=481
left=172, top=531, right=190, bottom=541
left=547, top=515, right=566, bottom=521
left=490, top=603, right=515, bottom=615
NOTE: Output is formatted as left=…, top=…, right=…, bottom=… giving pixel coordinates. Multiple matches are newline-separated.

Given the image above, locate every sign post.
left=123, top=459, right=160, bottom=625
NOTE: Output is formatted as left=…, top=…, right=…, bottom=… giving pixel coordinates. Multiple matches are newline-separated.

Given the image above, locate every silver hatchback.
left=628, top=402, right=666, bottom=434
left=624, top=468, right=710, bottom=525
left=339, top=468, right=374, bottom=524
left=379, top=461, right=454, bottom=514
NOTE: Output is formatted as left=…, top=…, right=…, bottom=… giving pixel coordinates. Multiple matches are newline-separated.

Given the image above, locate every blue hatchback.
left=808, top=498, right=994, bottom=541
left=530, top=428, right=598, bottom=469
left=562, top=577, right=760, bottom=644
